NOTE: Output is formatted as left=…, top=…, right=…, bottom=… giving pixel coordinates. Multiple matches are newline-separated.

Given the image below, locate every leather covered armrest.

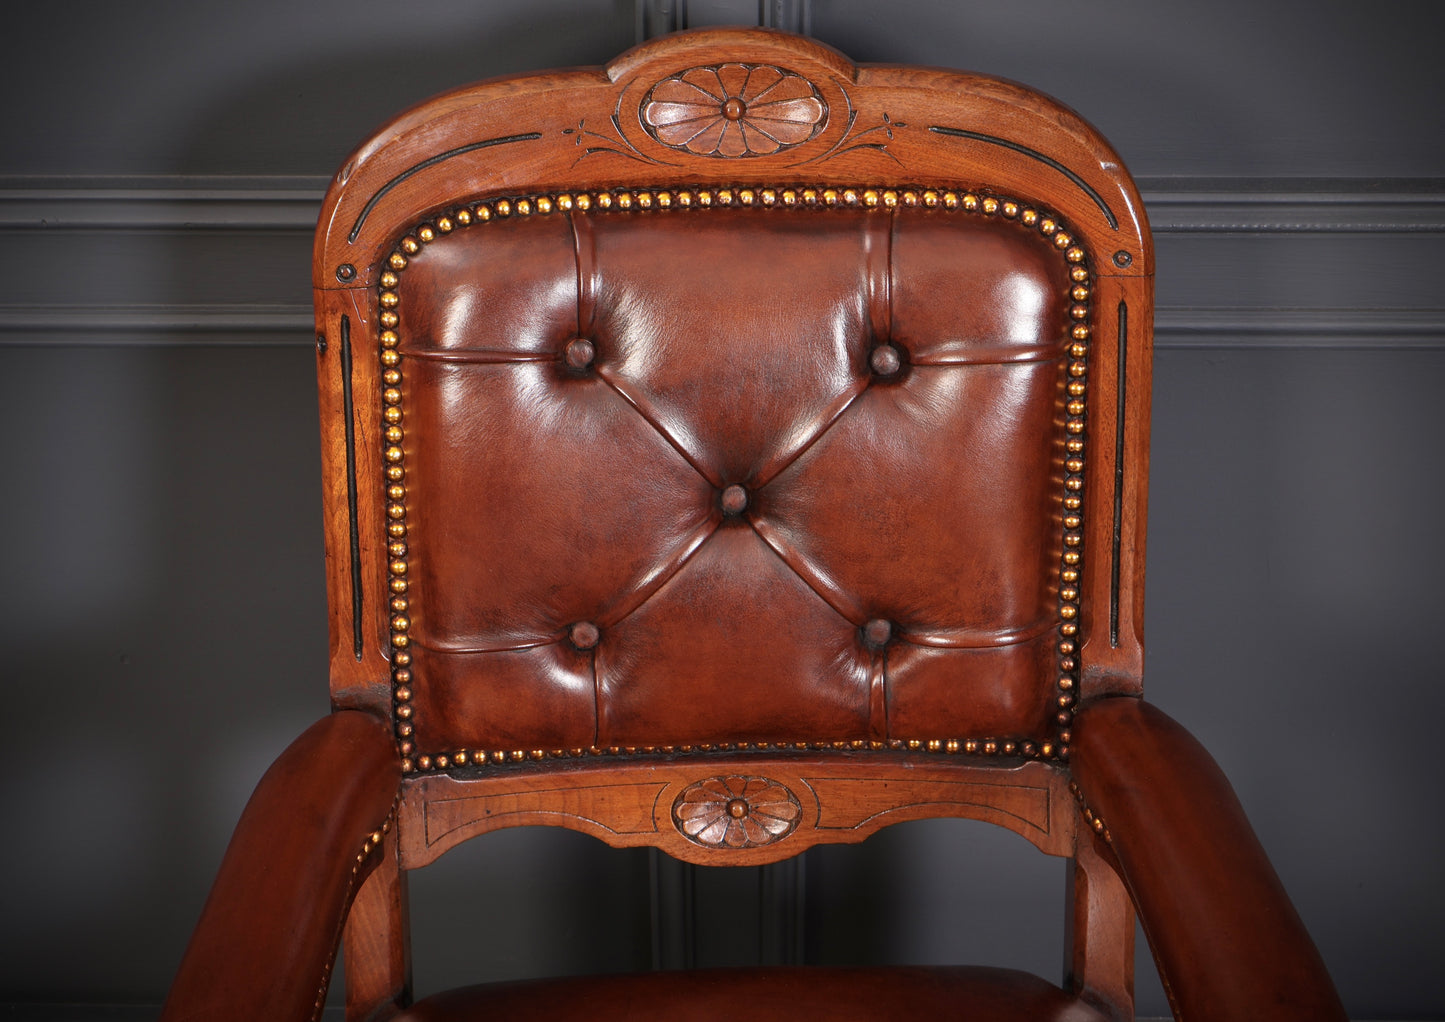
left=1071, top=696, right=1346, bottom=1021
left=161, top=710, right=400, bottom=1022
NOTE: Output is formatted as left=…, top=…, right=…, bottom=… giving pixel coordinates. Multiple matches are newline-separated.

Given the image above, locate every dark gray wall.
left=3, top=1, right=1442, bottom=1018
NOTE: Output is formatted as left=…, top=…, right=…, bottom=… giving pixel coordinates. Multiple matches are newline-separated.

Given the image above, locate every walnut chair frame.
left=162, top=29, right=1346, bottom=1022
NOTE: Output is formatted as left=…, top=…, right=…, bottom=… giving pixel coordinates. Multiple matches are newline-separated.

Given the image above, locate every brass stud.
left=380, top=311, right=399, bottom=328
left=760, top=188, right=776, bottom=205
left=516, top=198, right=533, bottom=215
left=437, top=216, right=454, bottom=233
left=1054, top=232, right=1072, bottom=249
left=1071, top=266, right=1089, bottom=282
left=1021, top=209, right=1038, bottom=225
left=863, top=189, right=880, bottom=207
left=883, top=190, right=899, bottom=207
left=823, top=188, right=839, bottom=205
left=717, top=189, right=733, bottom=205
left=923, top=190, right=939, bottom=207
left=417, top=226, right=435, bottom=243
left=400, top=237, right=420, bottom=254
left=612, top=193, right=629, bottom=210
left=657, top=191, right=673, bottom=208
left=963, top=193, right=979, bottom=211
left=379, top=291, right=399, bottom=308
left=476, top=205, right=492, bottom=221
left=536, top=197, right=554, bottom=214
left=1039, top=218, right=1057, bottom=235
left=738, top=188, right=754, bottom=205
left=1068, top=381, right=1086, bottom=396
left=379, top=271, right=398, bottom=289
left=943, top=192, right=959, bottom=208
left=495, top=199, right=512, bottom=216
left=946, top=738, right=959, bottom=753
left=982, top=197, right=999, bottom=214
left=575, top=194, right=591, bottom=211
left=1002, top=201, right=1018, bottom=217
left=1067, top=247, right=1086, bottom=263
left=557, top=194, right=574, bottom=211
left=456, top=209, right=472, bottom=225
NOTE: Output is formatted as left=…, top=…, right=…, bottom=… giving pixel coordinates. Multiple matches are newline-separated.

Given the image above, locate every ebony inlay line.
left=1110, top=301, right=1127, bottom=648
left=340, top=314, right=364, bottom=661
left=927, top=126, right=1119, bottom=229
left=347, top=133, right=543, bottom=242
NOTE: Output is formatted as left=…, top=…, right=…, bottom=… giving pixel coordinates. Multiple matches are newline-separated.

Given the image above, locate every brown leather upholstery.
left=393, top=966, right=1110, bottom=1022
left=1071, top=697, right=1349, bottom=1020
left=161, top=712, right=399, bottom=1022
left=399, top=206, right=1069, bottom=753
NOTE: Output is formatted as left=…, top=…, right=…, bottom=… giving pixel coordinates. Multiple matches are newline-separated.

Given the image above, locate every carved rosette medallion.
left=642, top=63, right=826, bottom=158
left=673, top=775, right=802, bottom=848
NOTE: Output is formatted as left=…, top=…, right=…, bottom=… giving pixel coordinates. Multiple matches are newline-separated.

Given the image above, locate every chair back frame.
left=310, top=29, right=1153, bottom=1020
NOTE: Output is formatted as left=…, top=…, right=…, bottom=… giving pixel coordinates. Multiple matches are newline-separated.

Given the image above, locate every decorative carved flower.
left=643, top=64, right=825, bottom=158
left=673, top=775, right=802, bottom=847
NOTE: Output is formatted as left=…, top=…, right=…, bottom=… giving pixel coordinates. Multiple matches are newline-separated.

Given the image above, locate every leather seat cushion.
left=394, top=203, right=1073, bottom=753
left=392, top=965, right=1109, bottom=1022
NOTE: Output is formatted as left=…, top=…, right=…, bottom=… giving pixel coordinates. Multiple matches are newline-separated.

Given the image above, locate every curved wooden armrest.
left=161, top=710, right=401, bottom=1022
left=1070, top=696, right=1346, bottom=1021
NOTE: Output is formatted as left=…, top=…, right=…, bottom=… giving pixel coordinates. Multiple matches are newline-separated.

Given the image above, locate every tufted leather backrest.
left=383, top=190, right=1084, bottom=761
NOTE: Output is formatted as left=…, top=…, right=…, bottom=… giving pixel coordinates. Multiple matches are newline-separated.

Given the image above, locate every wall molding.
left=3, top=176, right=1441, bottom=348
left=5, top=175, right=1441, bottom=233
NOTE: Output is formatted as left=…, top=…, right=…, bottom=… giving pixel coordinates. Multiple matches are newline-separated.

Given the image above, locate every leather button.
left=563, top=337, right=595, bottom=370
left=863, top=618, right=893, bottom=647
left=720, top=485, right=749, bottom=516
left=870, top=344, right=902, bottom=376
left=569, top=621, right=600, bottom=650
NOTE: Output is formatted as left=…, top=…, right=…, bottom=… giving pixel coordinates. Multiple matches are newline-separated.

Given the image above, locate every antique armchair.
left=162, top=28, right=1346, bottom=1022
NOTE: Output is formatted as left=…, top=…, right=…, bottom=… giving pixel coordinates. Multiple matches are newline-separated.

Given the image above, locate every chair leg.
left=1064, top=827, right=1135, bottom=1021
left=344, top=826, right=412, bottom=1022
